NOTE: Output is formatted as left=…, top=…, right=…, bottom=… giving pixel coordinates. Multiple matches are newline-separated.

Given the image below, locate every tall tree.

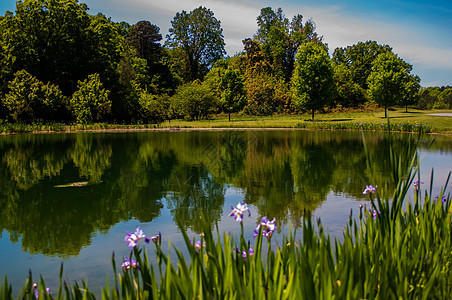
left=125, top=21, right=177, bottom=95
left=254, top=7, right=323, bottom=82
left=166, top=6, right=226, bottom=82
left=332, top=41, right=392, bottom=90
left=291, top=42, right=335, bottom=120
left=400, top=74, right=421, bottom=112
left=220, top=68, right=246, bottom=121
left=204, top=62, right=246, bottom=121
left=3, top=70, right=66, bottom=123
left=0, top=0, right=91, bottom=94
left=0, top=1, right=124, bottom=96
left=367, top=52, right=416, bottom=118
left=126, top=21, right=162, bottom=64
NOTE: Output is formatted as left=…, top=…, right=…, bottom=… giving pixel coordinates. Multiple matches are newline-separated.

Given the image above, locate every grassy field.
left=163, top=108, right=452, bottom=134
left=1, top=108, right=452, bottom=134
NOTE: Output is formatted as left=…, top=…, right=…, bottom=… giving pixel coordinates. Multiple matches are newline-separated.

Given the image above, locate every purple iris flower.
left=122, top=257, right=139, bottom=270
left=253, top=216, right=276, bottom=239
left=229, top=202, right=251, bottom=222
left=363, top=185, right=376, bottom=195
left=125, top=227, right=150, bottom=248
left=193, top=240, right=205, bottom=251
left=242, top=247, right=255, bottom=259
left=413, top=181, right=424, bottom=191
left=150, top=232, right=161, bottom=245
left=435, top=196, right=447, bottom=203
left=33, top=283, right=51, bottom=299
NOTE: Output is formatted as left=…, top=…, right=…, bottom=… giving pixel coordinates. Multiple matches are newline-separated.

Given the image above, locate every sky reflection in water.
left=0, top=130, right=450, bottom=294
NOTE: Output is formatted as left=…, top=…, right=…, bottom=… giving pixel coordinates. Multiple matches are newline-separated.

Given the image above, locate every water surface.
left=0, top=130, right=451, bottom=293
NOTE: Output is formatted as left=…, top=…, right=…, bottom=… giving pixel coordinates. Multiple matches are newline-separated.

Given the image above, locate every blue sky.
left=1, top=0, right=451, bottom=87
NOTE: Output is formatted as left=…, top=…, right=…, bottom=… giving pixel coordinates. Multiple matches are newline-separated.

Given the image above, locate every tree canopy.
left=0, top=2, right=432, bottom=125
left=166, top=6, right=226, bottom=82
left=367, top=52, right=418, bottom=117
left=291, top=42, right=335, bottom=120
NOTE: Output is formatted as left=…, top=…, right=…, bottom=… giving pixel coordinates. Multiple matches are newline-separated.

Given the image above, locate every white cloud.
left=84, top=0, right=451, bottom=85
left=124, top=0, right=260, bottom=55
left=284, top=4, right=452, bottom=70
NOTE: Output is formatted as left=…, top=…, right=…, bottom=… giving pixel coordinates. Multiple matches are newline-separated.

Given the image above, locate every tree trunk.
left=385, top=107, right=388, bottom=118
left=228, top=112, right=231, bottom=121
left=311, top=109, right=315, bottom=121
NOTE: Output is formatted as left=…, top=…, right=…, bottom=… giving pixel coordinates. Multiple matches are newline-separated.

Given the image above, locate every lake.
left=0, top=129, right=451, bottom=294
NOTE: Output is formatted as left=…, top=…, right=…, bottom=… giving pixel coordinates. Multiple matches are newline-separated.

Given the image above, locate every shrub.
left=2, top=70, right=66, bottom=123
left=137, top=91, right=166, bottom=124
left=243, top=74, right=287, bottom=115
left=70, top=73, right=111, bottom=124
left=170, top=81, right=217, bottom=120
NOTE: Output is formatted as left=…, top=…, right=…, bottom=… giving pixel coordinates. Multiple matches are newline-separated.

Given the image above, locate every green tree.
left=241, top=38, right=271, bottom=75
left=417, top=87, right=440, bottom=110
left=0, top=1, right=125, bottom=101
left=332, top=41, right=392, bottom=91
left=204, top=62, right=246, bottom=120
left=332, top=63, right=367, bottom=108
left=367, top=52, right=415, bottom=118
left=291, top=42, right=335, bottom=120
left=243, top=73, right=288, bottom=115
left=166, top=6, right=225, bottom=82
left=220, top=68, right=246, bottom=120
left=400, top=74, right=421, bottom=112
left=70, top=73, right=111, bottom=124
left=3, top=70, right=65, bottom=122
left=0, top=0, right=91, bottom=94
left=136, top=91, right=166, bottom=124
left=126, top=21, right=162, bottom=64
left=125, top=21, right=178, bottom=96
left=254, top=7, right=323, bottom=82
left=171, top=80, right=217, bottom=120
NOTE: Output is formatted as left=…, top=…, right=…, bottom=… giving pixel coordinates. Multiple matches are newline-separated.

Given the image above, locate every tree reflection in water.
left=0, top=130, right=430, bottom=256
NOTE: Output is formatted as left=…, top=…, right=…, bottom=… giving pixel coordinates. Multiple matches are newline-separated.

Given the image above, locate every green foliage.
left=136, top=91, right=166, bottom=124
left=1, top=0, right=90, bottom=94
left=205, top=63, right=247, bottom=119
left=367, top=52, right=416, bottom=117
left=332, top=41, right=393, bottom=90
left=171, top=81, right=218, bottom=119
left=220, top=68, right=247, bottom=117
left=166, top=6, right=226, bottom=81
left=332, top=63, right=367, bottom=107
left=400, top=74, right=421, bottom=112
left=291, top=42, right=335, bottom=119
left=2, top=70, right=66, bottom=123
left=70, top=74, right=111, bottom=124
left=255, top=7, right=324, bottom=82
left=130, top=57, right=151, bottom=89
left=418, top=86, right=452, bottom=110
left=0, top=0, right=127, bottom=125
left=126, top=21, right=162, bottom=64
left=243, top=73, right=288, bottom=115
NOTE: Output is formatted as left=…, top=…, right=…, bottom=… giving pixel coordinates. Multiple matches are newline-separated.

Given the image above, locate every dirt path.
left=428, top=113, right=452, bottom=117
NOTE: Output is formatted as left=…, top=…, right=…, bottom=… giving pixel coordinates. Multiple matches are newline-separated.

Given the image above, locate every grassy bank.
left=1, top=108, right=452, bottom=135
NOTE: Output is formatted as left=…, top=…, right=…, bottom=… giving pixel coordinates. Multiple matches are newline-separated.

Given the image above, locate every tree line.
left=0, top=1, right=437, bottom=125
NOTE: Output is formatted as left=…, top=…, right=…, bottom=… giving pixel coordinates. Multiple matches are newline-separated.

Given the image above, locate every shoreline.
left=1, top=125, right=451, bottom=136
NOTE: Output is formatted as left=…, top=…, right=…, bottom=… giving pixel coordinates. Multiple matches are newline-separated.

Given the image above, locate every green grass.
left=160, top=108, right=452, bottom=134
left=1, top=108, right=452, bottom=135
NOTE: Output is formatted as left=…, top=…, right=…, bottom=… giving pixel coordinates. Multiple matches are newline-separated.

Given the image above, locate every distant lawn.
left=1, top=108, right=451, bottom=134
left=161, top=108, right=452, bottom=134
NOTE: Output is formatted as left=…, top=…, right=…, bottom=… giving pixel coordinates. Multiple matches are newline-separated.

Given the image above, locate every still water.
left=0, top=130, right=451, bottom=293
